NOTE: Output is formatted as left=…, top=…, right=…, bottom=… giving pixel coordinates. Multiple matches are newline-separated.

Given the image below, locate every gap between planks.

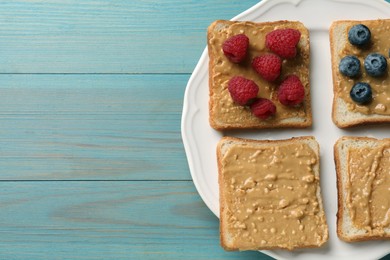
left=0, top=179, right=193, bottom=182
left=0, top=72, right=191, bottom=75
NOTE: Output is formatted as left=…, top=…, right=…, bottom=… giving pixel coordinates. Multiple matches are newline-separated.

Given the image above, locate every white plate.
left=181, top=0, right=390, bottom=259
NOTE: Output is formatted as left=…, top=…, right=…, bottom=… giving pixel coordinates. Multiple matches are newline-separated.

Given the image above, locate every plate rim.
left=181, top=0, right=390, bottom=259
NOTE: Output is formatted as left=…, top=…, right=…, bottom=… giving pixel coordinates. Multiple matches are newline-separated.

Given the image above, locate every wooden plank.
left=0, top=0, right=257, bottom=73
left=0, top=74, right=188, bottom=180
left=0, top=180, right=274, bottom=259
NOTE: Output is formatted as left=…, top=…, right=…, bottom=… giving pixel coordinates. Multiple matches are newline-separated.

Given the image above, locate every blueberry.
left=350, top=82, right=372, bottom=104
left=339, top=56, right=360, bottom=77
left=348, top=24, right=371, bottom=46
left=364, top=53, right=387, bottom=77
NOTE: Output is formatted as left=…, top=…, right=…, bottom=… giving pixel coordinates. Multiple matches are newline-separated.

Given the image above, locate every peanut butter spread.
left=337, top=20, right=390, bottom=115
left=346, top=141, right=390, bottom=232
left=209, top=21, right=310, bottom=124
left=221, top=142, right=328, bottom=250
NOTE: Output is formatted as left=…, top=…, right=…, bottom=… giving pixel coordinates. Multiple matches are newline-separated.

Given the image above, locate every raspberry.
left=228, top=76, right=259, bottom=106
left=250, top=98, right=276, bottom=119
left=222, top=34, right=249, bottom=63
left=252, top=54, right=282, bottom=81
left=277, top=75, right=305, bottom=106
left=266, top=29, right=301, bottom=59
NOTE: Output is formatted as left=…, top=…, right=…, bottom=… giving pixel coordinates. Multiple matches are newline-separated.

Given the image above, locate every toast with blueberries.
left=207, top=20, right=312, bottom=130
left=330, top=19, right=390, bottom=128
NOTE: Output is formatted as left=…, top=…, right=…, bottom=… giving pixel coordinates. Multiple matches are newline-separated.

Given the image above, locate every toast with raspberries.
left=207, top=20, right=312, bottom=130
left=330, top=19, right=390, bottom=128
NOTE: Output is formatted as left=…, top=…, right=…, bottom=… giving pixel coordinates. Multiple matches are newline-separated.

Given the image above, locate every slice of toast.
left=330, top=19, right=390, bottom=128
left=334, top=136, right=390, bottom=242
left=208, top=20, right=312, bottom=130
left=217, top=136, right=328, bottom=251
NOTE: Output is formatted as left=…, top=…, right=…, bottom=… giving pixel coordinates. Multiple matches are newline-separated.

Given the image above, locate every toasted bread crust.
left=334, top=137, right=344, bottom=241
left=334, top=136, right=390, bottom=242
left=208, top=20, right=312, bottom=130
left=330, top=20, right=390, bottom=128
left=217, top=138, right=230, bottom=250
left=217, top=136, right=328, bottom=250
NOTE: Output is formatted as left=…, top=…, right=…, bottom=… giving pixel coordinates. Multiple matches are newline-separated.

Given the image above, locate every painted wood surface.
left=0, top=0, right=389, bottom=259
left=0, top=0, right=257, bottom=73
left=0, top=74, right=188, bottom=180
left=0, top=181, right=272, bottom=259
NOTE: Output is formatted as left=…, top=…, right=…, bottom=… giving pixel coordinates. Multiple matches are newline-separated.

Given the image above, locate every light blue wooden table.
left=0, top=1, right=389, bottom=259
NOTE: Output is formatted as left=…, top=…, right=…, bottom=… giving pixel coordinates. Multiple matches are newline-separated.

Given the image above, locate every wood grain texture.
left=0, top=0, right=257, bottom=73
left=0, top=74, right=188, bottom=180
left=0, top=0, right=389, bottom=259
left=0, top=181, right=273, bottom=260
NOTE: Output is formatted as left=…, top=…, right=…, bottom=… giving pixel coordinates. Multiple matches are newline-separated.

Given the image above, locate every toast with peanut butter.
left=208, top=20, right=312, bottom=130
left=334, top=136, right=390, bottom=242
left=330, top=19, right=390, bottom=128
left=217, top=136, right=328, bottom=251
